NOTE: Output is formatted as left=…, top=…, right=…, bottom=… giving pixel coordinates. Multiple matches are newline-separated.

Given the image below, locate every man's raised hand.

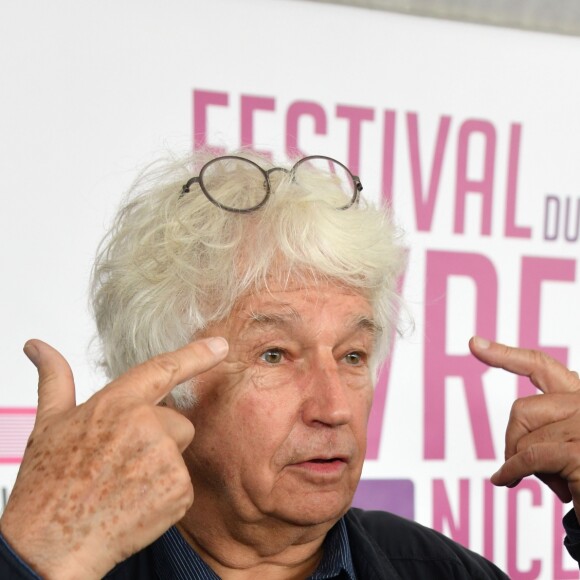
left=0, top=337, right=228, bottom=580
left=469, top=336, right=580, bottom=521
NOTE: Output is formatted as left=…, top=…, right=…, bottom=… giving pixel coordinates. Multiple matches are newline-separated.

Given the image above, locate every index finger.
left=102, top=337, right=229, bottom=403
left=469, top=336, right=580, bottom=395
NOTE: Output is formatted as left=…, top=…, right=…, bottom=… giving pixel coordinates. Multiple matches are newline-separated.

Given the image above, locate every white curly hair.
left=90, top=150, right=406, bottom=407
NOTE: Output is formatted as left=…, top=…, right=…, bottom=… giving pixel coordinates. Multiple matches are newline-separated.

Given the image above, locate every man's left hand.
left=469, top=336, right=580, bottom=522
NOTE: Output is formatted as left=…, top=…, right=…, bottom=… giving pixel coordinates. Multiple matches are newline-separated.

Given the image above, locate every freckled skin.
left=0, top=339, right=226, bottom=580
left=177, top=282, right=376, bottom=573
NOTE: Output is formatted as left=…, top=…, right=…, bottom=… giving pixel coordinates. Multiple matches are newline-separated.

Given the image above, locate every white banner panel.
left=1, top=1, right=580, bottom=577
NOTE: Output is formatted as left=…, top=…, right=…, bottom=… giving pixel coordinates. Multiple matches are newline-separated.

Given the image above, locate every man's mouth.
left=290, top=456, right=348, bottom=475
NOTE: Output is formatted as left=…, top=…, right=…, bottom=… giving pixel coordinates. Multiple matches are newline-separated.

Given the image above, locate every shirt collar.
left=311, top=518, right=356, bottom=580
left=151, top=518, right=356, bottom=580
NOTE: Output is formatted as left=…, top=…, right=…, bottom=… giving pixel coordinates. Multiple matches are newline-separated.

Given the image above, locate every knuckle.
left=39, top=368, right=59, bottom=387
left=158, top=441, right=189, bottom=473
left=166, top=463, right=193, bottom=508
left=91, top=390, right=118, bottom=415
left=132, top=403, right=155, bottom=424
left=498, top=344, right=513, bottom=359
left=175, top=483, right=194, bottom=519
left=175, top=465, right=193, bottom=492
left=148, top=353, right=182, bottom=383
left=183, top=483, right=194, bottom=509
left=510, top=397, right=527, bottom=419
left=528, top=349, right=542, bottom=364
left=531, top=349, right=555, bottom=368
left=183, top=420, right=195, bottom=441
left=521, top=444, right=539, bottom=467
left=156, top=435, right=180, bottom=457
left=565, top=372, right=580, bottom=391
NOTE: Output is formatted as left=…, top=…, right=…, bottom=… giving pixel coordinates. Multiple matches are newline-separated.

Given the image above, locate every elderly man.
left=1, top=152, right=580, bottom=579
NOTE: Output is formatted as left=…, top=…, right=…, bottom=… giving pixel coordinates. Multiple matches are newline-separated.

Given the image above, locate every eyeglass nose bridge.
left=253, top=166, right=295, bottom=200
left=263, top=166, right=291, bottom=185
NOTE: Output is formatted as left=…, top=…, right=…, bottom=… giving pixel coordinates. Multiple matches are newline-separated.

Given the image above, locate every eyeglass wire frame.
left=179, top=155, right=363, bottom=214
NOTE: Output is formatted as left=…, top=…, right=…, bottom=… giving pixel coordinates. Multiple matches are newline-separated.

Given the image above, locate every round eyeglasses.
left=179, top=155, right=363, bottom=213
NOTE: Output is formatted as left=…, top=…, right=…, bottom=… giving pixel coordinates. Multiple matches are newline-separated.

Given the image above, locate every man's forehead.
left=230, top=288, right=379, bottom=335
left=237, top=283, right=369, bottom=310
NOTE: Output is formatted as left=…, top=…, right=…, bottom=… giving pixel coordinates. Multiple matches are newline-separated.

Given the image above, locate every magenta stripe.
left=0, top=408, right=37, bottom=463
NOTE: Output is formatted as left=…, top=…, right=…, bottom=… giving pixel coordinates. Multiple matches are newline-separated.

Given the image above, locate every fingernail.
left=23, top=342, right=39, bottom=365
left=473, top=336, right=490, bottom=349
left=204, top=337, right=229, bottom=357
left=507, top=479, right=521, bottom=488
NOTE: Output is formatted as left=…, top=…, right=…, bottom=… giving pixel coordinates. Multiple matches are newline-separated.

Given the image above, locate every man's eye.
left=260, top=349, right=284, bottom=364
left=344, top=352, right=363, bottom=365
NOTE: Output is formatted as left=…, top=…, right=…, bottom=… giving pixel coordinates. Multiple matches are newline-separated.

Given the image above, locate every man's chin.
left=272, top=494, right=352, bottom=528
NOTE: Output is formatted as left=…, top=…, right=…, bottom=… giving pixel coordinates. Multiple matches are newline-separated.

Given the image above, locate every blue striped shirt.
left=151, top=518, right=356, bottom=579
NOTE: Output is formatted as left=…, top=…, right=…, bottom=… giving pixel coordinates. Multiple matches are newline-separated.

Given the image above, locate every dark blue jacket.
left=1, top=508, right=569, bottom=578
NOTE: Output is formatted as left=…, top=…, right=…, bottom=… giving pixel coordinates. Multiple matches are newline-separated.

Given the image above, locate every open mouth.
left=292, top=457, right=347, bottom=475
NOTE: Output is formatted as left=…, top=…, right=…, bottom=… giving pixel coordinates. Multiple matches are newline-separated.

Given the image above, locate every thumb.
left=24, top=339, right=77, bottom=421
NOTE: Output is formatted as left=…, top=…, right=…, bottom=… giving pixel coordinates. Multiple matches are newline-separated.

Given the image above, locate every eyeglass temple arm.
left=179, top=176, right=201, bottom=198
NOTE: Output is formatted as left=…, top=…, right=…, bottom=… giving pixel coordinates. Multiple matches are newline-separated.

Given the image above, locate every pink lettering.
left=381, top=110, right=396, bottom=206
left=336, top=105, right=374, bottom=175
left=483, top=479, right=495, bottom=561
left=518, top=257, right=576, bottom=398
left=507, top=480, right=542, bottom=579
left=424, top=250, right=497, bottom=459
left=407, top=113, right=451, bottom=231
left=455, top=120, right=496, bottom=235
left=285, top=101, right=327, bottom=158
left=240, top=95, right=275, bottom=159
left=432, top=479, right=470, bottom=547
left=193, top=90, right=228, bottom=154
left=505, top=124, right=532, bottom=238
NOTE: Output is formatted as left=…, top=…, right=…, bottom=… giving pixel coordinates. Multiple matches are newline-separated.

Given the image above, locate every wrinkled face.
left=182, top=281, right=376, bottom=528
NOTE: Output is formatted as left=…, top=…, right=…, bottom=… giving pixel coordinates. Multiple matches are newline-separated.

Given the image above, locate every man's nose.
left=301, top=358, right=353, bottom=427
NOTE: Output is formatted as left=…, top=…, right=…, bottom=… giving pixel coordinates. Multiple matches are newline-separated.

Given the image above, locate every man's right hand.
left=0, top=337, right=228, bottom=580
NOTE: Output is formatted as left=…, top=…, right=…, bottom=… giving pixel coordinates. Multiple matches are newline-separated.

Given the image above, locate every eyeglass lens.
left=201, top=157, right=268, bottom=212
left=292, top=157, right=357, bottom=206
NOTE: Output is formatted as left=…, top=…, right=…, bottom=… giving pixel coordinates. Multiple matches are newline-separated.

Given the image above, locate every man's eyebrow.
left=246, top=306, right=302, bottom=328
left=353, top=316, right=383, bottom=337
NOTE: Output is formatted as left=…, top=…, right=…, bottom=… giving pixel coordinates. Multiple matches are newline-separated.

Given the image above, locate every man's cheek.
left=358, top=385, right=374, bottom=421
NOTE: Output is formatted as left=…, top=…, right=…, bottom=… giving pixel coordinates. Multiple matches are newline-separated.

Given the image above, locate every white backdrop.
left=1, top=1, right=580, bottom=577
